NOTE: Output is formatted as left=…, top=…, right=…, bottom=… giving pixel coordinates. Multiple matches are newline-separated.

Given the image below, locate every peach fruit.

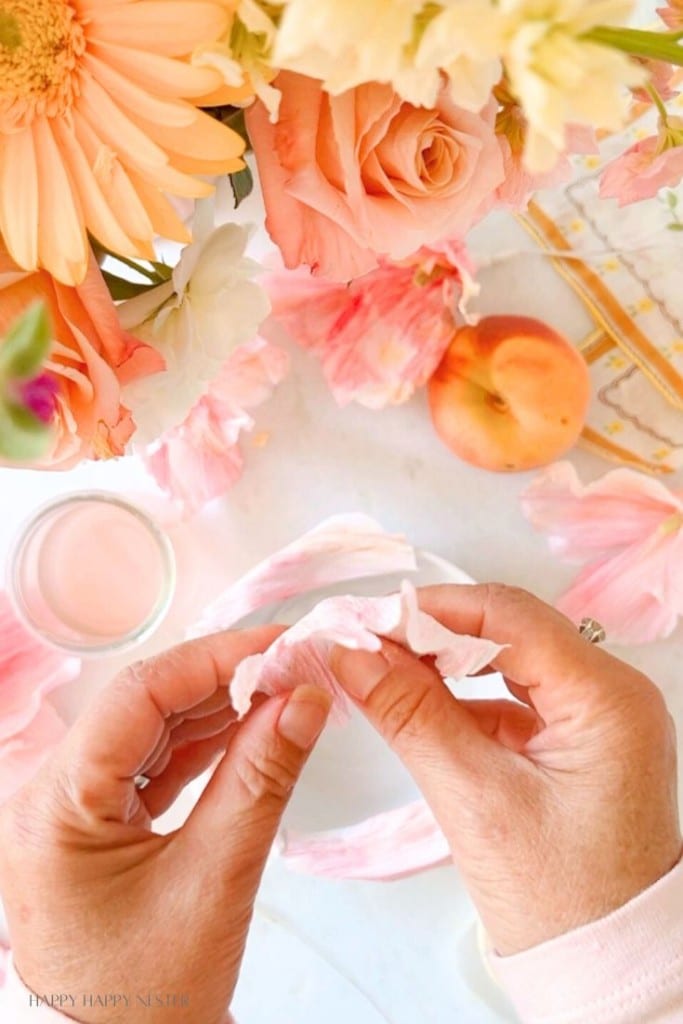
left=428, top=315, right=591, bottom=472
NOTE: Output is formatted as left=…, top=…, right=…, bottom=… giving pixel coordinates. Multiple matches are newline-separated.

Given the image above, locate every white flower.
left=499, top=0, right=647, bottom=171
left=272, top=0, right=503, bottom=110
left=195, top=0, right=283, bottom=119
left=273, top=0, right=425, bottom=96
left=414, top=1, right=504, bottom=111
left=119, top=209, right=270, bottom=443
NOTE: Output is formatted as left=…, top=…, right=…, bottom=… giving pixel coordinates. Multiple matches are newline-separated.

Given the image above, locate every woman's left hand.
left=0, top=628, right=331, bottom=1024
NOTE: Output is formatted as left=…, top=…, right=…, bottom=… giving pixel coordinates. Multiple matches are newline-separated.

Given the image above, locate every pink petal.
left=0, top=594, right=80, bottom=742
left=558, top=526, right=683, bottom=644
left=280, top=798, right=450, bottom=880
left=229, top=581, right=503, bottom=719
left=144, top=338, right=289, bottom=516
left=0, top=702, right=68, bottom=804
left=521, top=462, right=683, bottom=562
left=190, top=514, right=418, bottom=635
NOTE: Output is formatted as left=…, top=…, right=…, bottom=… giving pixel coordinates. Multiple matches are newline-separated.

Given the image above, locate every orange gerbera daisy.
left=0, top=0, right=247, bottom=286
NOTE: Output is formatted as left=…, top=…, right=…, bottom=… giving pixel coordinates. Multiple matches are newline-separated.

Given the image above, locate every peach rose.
left=0, top=248, right=164, bottom=468
left=247, top=72, right=504, bottom=281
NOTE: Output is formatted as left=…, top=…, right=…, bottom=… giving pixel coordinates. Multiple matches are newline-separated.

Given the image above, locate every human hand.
left=0, top=628, right=331, bottom=1023
left=331, top=584, right=681, bottom=956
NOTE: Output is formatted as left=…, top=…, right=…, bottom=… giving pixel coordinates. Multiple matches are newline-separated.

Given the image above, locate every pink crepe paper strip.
left=280, top=799, right=451, bottom=881
left=228, top=581, right=502, bottom=722
left=190, top=514, right=417, bottom=636
left=0, top=593, right=80, bottom=803
left=521, top=462, right=683, bottom=644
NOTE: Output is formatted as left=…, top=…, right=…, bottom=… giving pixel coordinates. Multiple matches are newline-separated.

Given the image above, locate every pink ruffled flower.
left=600, top=131, right=683, bottom=206
left=247, top=72, right=503, bottom=281
left=0, top=593, right=79, bottom=803
left=266, top=243, right=473, bottom=409
left=521, top=462, right=683, bottom=644
left=145, top=338, right=289, bottom=516
left=496, top=125, right=597, bottom=210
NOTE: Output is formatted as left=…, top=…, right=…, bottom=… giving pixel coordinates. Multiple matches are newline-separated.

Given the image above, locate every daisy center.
left=0, top=0, right=86, bottom=129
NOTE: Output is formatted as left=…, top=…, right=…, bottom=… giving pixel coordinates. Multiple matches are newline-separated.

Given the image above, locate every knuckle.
left=377, top=685, right=439, bottom=749
left=235, top=748, right=299, bottom=803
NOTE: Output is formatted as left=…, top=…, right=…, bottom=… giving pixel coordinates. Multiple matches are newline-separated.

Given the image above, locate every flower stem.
left=585, top=25, right=683, bottom=65
left=647, top=83, right=670, bottom=124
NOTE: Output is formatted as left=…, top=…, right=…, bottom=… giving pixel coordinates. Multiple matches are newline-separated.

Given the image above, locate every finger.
left=330, top=640, right=515, bottom=820
left=141, top=706, right=239, bottom=777
left=183, top=686, right=331, bottom=891
left=141, top=727, right=239, bottom=820
left=417, top=584, right=640, bottom=724
left=457, top=699, right=542, bottom=752
left=56, top=626, right=283, bottom=823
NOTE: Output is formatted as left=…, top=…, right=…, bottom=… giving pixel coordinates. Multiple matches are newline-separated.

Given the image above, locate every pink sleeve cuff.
left=488, top=855, right=683, bottom=1024
left=0, top=947, right=236, bottom=1023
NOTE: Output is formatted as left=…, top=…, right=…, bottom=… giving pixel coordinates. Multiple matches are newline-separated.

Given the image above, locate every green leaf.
left=668, top=222, right=683, bottom=231
left=0, top=302, right=51, bottom=380
left=0, top=400, right=52, bottom=462
left=101, top=270, right=161, bottom=301
left=666, top=191, right=679, bottom=210
left=230, top=165, right=254, bottom=209
left=584, top=25, right=683, bottom=66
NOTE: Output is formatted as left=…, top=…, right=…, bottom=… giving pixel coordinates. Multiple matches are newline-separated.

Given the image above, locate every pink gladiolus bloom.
left=281, top=799, right=450, bottom=880
left=496, top=125, right=597, bottom=210
left=521, top=462, right=683, bottom=644
left=600, top=133, right=683, bottom=205
left=144, top=338, right=289, bottom=517
left=266, top=243, right=473, bottom=409
left=0, top=592, right=79, bottom=803
left=191, top=514, right=417, bottom=635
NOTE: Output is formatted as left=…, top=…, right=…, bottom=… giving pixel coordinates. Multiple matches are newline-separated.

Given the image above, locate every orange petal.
left=124, top=169, right=192, bottom=245
left=87, top=2, right=230, bottom=57
left=73, top=110, right=155, bottom=247
left=33, top=120, right=88, bottom=285
left=83, top=53, right=196, bottom=128
left=89, top=41, right=225, bottom=99
left=51, top=116, right=138, bottom=259
left=0, top=129, right=39, bottom=271
left=126, top=106, right=245, bottom=166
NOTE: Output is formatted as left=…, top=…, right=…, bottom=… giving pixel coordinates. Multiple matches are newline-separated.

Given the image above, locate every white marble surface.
left=1, top=204, right=681, bottom=1024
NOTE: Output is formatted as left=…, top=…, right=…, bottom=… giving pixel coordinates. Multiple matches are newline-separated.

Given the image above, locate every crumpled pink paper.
left=522, top=462, right=683, bottom=644
left=228, top=581, right=502, bottom=723
left=0, top=593, right=80, bottom=803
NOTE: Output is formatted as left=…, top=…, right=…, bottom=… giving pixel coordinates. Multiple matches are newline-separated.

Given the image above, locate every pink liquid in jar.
left=11, top=496, right=175, bottom=652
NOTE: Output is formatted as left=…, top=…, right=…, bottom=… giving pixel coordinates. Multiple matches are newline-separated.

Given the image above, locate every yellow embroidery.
left=605, top=420, right=624, bottom=435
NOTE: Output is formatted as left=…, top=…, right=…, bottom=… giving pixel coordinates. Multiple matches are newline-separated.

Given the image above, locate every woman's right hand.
left=332, top=583, right=682, bottom=956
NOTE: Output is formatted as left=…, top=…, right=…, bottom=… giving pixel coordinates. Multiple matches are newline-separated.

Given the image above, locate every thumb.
left=184, top=685, right=331, bottom=895
left=331, top=641, right=516, bottom=820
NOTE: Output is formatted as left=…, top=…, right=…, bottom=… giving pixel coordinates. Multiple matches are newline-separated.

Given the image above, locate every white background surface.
left=1, top=197, right=681, bottom=1024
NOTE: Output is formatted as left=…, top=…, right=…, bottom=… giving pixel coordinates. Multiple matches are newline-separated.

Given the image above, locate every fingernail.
left=278, top=686, right=332, bottom=750
left=329, top=646, right=389, bottom=701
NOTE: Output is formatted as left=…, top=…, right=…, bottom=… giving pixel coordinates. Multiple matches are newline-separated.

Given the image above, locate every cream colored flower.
left=414, top=1, right=504, bottom=111
left=195, top=0, right=283, bottom=118
left=499, top=0, right=646, bottom=170
left=119, top=206, right=270, bottom=442
left=273, top=0, right=425, bottom=97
